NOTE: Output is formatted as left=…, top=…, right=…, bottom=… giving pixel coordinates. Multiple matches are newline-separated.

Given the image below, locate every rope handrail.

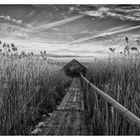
left=80, top=73, right=140, bottom=128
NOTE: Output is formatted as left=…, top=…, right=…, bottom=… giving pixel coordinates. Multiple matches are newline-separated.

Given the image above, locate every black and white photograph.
left=0, top=1, right=140, bottom=136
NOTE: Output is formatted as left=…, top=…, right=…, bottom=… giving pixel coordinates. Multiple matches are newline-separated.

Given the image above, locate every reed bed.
left=85, top=55, right=140, bottom=135
left=0, top=56, right=69, bottom=135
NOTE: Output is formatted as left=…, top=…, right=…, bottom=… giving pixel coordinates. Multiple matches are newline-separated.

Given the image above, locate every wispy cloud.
left=0, top=23, right=32, bottom=32
left=105, top=25, right=128, bottom=32
left=81, top=7, right=109, bottom=18
left=66, top=25, right=140, bottom=45
left=82, top=6, right=140, bottom=21
left=33, top=15, right=84, bottom=31
left=0, top=15, right=22, bottom=24
left=1, top=5, right=140, bottom=57
left=105, top=11, right=140, bottom=21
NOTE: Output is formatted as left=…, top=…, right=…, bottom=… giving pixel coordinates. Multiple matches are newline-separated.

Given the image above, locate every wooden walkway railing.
left=80, top=73, right=140, bottom=135
left=80, top=74, right=140, bottom=128
left=39, top=74, right=140, bottom=135
left=36, top=59, right=140, bottom=135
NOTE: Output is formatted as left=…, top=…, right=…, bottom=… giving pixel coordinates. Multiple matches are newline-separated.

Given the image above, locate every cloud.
left=0, top=23, right=33, bottom=32
left=113, top=6, right=140, bottom=14
left=0, top=15, right=33, bottom=29
left=34, top=15, right=85, bottom=32
left=66, top=25, right=140, bottom=45
left=105, top=6, right=140, bottom=21
left=81, top=7, right=109, bottom=18
left=82, top=5, right=140, bottom=21
left=105, top=11, right=140, bottom=21
left=27, top=10, right=35, bottom=17
left=69, top=6, right=75, bottom=11
left=81, top=10, right=104, bottom=18
left=105, top=25, right=128, bottom=32
left=0, top=15, right=23, bottom=24
left=0, top=23, right=36, bottom=41
left=1, top=5, right=140, bottom=58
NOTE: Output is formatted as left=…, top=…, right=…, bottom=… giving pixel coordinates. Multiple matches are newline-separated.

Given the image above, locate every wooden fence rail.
left=36, top=59, right=140, bottom=135
left=80, top=73, right=140, bottom=129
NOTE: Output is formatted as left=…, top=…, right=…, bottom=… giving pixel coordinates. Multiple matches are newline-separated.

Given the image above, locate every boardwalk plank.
left=42, top=78, right=87, bottom=135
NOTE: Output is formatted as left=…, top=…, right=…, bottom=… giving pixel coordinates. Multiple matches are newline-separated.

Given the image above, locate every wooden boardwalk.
left=32, top=59, right=140, bottom=135
left=41, top=78, right=88, bottom=135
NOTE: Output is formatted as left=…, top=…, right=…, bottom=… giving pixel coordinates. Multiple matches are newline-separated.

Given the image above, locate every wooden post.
left=81, top=74, right=140, bottom=129
left=106, top=103, right=113, bottom=135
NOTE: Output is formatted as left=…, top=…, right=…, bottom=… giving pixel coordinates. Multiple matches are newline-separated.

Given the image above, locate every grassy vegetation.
left=0, top=55, right=71, bottom=135
left=85, top=55, right=140, bottom=135
left=1, top=50, right=140, bottom=135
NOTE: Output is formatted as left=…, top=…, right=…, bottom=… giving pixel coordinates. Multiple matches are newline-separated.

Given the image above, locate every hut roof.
left=62, top=59, right=87, bottom=71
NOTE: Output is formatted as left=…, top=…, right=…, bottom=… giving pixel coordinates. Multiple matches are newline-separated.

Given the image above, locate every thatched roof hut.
left=62, top=59, right=87, bottom=77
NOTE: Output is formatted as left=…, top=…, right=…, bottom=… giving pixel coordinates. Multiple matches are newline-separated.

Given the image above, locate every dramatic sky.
left=0, top=5, right=140, bottom=57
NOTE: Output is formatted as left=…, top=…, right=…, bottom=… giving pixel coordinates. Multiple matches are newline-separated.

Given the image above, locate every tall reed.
left=85, top=55, right=140, bottom=135
left=0, top=56, right=68, bottom=135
